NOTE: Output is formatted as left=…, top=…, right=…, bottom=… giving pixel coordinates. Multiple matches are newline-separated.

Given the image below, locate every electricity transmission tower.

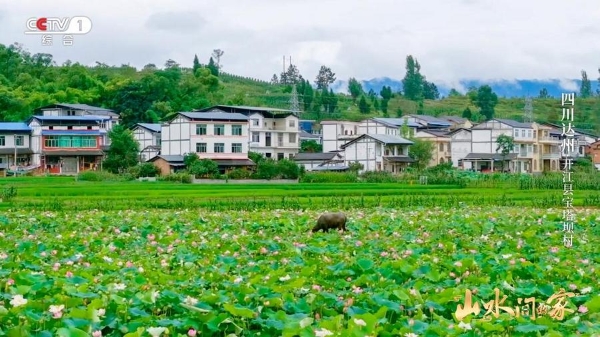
left=523, top=96, right=533, bottom=123
left=289, top=84, right=301, bottom=116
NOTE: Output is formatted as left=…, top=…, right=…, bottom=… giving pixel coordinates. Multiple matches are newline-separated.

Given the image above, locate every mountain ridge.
left=330, top=78, right=600, bottom=98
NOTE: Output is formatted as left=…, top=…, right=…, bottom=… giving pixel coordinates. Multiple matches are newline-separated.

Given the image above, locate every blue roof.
left=0, top=122, right=31, bottom=132
left=42, top=130, right=102, bottom=136
left=31, top=115, right=110, bottom=121
left=137, top=123, right=161, bottom=133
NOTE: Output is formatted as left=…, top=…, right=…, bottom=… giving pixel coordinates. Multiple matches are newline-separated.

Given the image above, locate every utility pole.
left=13, top=133, right=17, bottom=178
left=290, top=84, right=300, bottom=116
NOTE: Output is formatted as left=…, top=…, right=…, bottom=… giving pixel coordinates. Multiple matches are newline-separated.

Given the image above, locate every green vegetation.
left=2, top=43, right=599, bottom=134
left=0, top=207, right=598, bottom=335
left=1, top=172, right=599, bottom=211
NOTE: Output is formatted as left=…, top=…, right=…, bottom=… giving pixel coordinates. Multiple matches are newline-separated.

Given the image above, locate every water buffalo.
left=312, top=212, right=347, bottom=233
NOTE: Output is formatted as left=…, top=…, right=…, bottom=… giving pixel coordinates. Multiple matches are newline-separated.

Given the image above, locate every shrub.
left=77, top=171, right=122, bottom=182
left=299, top=172, right=358, bottom=183
left=254, top=159, right=279, bottom=180
left=361, top=171, right=398, bottom=183
left=227, top=168, right=252, bottom=180
left=277, top=159, right=300, bottom=179
left=158, top=173, right=193, bottom=183
left=1, top=186, right=17, bottom=201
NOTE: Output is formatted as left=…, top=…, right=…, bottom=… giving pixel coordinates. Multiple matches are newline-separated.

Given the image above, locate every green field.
left=1, top=176, right=599, bottom=211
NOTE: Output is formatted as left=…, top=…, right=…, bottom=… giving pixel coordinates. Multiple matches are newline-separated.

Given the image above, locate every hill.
left=331, top=78, right=600, bottom=99
left=0, top=42, right=599, bottom=134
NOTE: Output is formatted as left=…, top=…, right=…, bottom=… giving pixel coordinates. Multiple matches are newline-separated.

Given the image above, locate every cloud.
left=0, top=0, right=598, bottom=84
left=558, top=79, right=579, bottom=92
left=145, top=11, right=206, bottom=33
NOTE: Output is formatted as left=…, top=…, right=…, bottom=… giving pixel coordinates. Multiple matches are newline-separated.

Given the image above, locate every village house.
left=0, top=123, right=34, bottom=176
left=358, top=117, right=419, bottom=137
left=28, top=115, right=110, bottom=174
left=403, top=115, right=452, bottom=130
left=292, top=152, right=345, bottom=171
left=195, top=105, right=300, bottom=160
left=341, top=134, right=414, bottom=174
left=158, top=111, right=255, bottom=173
left=414, top=129, right=452, bottom=166
left=147, top=155, right=186, bottom=176
left=132, top=123, right=161, bottom=161
left=586, top=139, right=600, bottom=170
left=448, top=128, right=473, bottom=168
left=320, top=120, right=361, bottom=154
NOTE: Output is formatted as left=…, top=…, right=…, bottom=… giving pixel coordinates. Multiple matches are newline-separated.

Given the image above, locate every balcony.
left=538, top=136, right=561, bottom=143
left=542, top=152, right=561, bottom=159
left=518, top=151, right=533, bottom=158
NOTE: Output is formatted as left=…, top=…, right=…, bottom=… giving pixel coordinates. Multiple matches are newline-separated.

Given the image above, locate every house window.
left=214, top=143, right=224, bottom=153
left=277, top=153, right=284, bottom=160
left=251, top=119, right=259, bottom=127
left=527, top=130, right=532, bottom=138
left=232, top=125, right=243, bottom=136
left=514, top=129, right=519, bottom=137
left=289, top=120, right=295, bottom=128
left=214, top=125, right=225, bottom=136
left=0, top=136, right=4, bottom=146
left=15, top=136, right=24, bottom=146
left=439, top=143, right=444, bottom=151
left=44, top=136, right=96, bottom=148
left=533, top=130, right=537, bottom=139
left=49, top=126, right=54, bottom=130
left=289, top=133, right=296, bottom=143
left=277, top=133, right=283, bottom=146
left=196, top=143, right=207, bottom=153
left=87, top=126, right=92, bottom=130
left=533, top=145, right=538, bottom=153
left=196, top=124, right=207, bottom=135
left=252, top=132, right=260, bottom=143
left=447, top=143, right=451, bottom=152
left=232, top=143, right=242, bottom=153
left=521, top=130, right=526, bottom=137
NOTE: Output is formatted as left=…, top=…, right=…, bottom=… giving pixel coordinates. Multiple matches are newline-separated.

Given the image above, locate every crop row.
left=7, top=193, right=600, bottom=211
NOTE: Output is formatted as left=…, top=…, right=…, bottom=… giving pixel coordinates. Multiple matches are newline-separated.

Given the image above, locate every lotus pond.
left=0, top=207, right=598, bottom=336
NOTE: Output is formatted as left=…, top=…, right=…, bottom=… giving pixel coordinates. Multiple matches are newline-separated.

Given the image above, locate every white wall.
left=161, top=115, right=250, bottom=159
left=247, top=113, right=300, bottom=159
left=343, top=137, right=380, bottom=172
left=450, top=129, right=472, bottom=168
left=321, top=121, right=360, bottom=153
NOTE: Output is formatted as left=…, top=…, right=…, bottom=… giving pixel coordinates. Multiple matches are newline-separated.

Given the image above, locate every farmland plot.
left=0, top=207, right=598, bottom=336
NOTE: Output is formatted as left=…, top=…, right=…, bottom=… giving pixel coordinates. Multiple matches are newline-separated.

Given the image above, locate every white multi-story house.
left=132, top=123, right=161, bottom=161
left=341, top=134, right=414, bottom=174
left=0, top=123, right=34, bottom=174
left=159, top=112, right=254, bottom=171
left=195, top=105, right=300, bottom=160
left=321, top=120, right=361, bottom=154
left=458, top=119, right=539, bottom=173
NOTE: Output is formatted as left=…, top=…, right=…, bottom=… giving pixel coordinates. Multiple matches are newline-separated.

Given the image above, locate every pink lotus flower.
left=6, top=279, right=14, bottom=286
left=550, top=247, right=559, bottom=253
left=65, top=271, right=73, bottom=278
left=578, top=305, right=588, bottom=313
left=187, top=329, right=197, bottom=336
left=92, top=331, right=102, bottom=337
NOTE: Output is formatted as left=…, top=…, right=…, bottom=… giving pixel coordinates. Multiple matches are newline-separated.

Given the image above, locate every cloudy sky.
left=1, top=0, right=599, bottom=89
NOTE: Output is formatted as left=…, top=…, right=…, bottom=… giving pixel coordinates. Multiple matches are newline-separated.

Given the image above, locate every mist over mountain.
left=330, top=78, right=600, bottom=98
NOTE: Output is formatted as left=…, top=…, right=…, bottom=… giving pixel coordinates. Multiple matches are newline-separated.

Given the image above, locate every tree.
left=348, top=78, right=363, bottom=102
left=401, top=55, right=424, bottom=101
left=207, top=57, right=219, bottom=76
left=358, top=95, right=370, bottom=114
left=301, top=79, right=314, bottom=111
left=379, top=86, right=392, bottom=101
left=538, top=88, right=550, bottom=98
left=270, top=74, right=279, bottom=84
left=400, top=117, right=410, bottom=138
left=423, top=81, right=440, bottom=100
left=495, top=134, right=515, bottom=172
left=373, top=99, right=380, bottom=111
left=448, top=89, right=462, bottom=97
left=281, top=64, right=301, bottom=85
left=580, top=70, right=592, bottom=98
left=462, top=107, right=472, bottom=119
left=164, top=59, right=179, bottom=69
left=471, top=85, right=498, bottom=120
left=408, top=139, right=434, bottom=171
left=192, top=54, right=201, bottom=75
left=103, top=124, right=140, bottom=173
left=211, top=49, right=224, bottom=70
left=315, top=65, right=336, bottom=89
left=300, top=139, right=323, bottom=153
left=395, top=108, right=403, bottom=117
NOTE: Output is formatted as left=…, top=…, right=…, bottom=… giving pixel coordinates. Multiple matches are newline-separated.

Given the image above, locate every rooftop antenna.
left=523, top=96, right=533, bottom=123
